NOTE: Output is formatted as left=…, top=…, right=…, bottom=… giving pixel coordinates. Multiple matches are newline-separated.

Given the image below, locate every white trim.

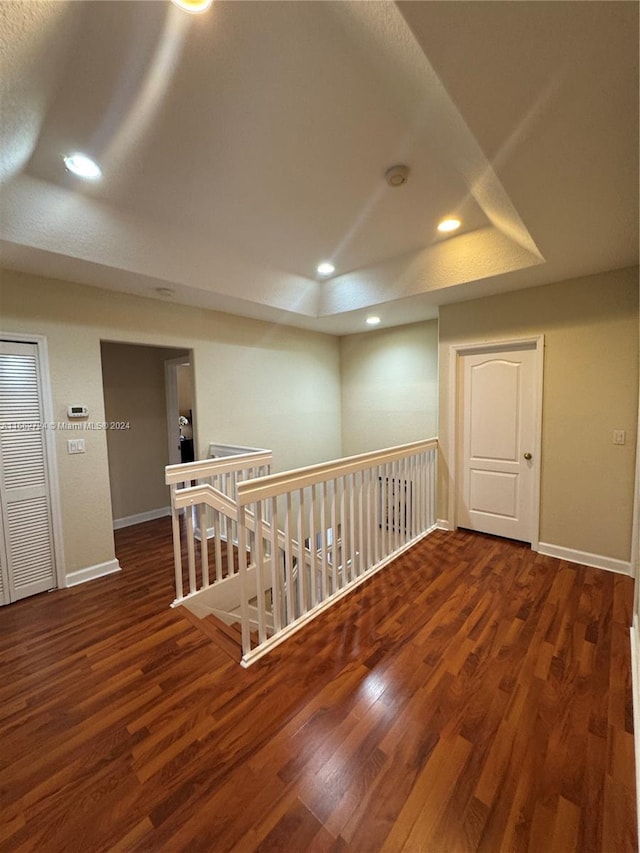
left=166, top=450, right=273, bottom=485
left=630, top=616, right=640, bottom=852
left=236, top=439, right=437, bottom=505
left=208, top=442, right=271, bottom=458
left=631, top=338, right=640, bottom=615
left=65, top=558, right=121, bottom=587
left=447, top=335, right=544, bottom=549
left=164, top=356, right=190, bottom=467
left=538, top=541, right=632, bottom=576
left=0, top=331, right=66, bottom=588
left=113, top=506, right=171, bottom=529
left=194, top=526, right=229, bottom=543
left=436, top=518, right=452, bottom=531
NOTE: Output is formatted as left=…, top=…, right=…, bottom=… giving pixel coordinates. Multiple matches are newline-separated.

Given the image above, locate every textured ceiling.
left=0, top=1, right=637, bottom=334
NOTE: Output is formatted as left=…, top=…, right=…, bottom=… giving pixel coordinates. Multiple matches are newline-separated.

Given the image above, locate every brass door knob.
left=523, top=452, right=532, bottom=460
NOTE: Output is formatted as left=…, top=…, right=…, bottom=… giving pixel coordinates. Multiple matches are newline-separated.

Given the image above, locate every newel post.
left=237, top=502, right=251, bottom=659
left=170, top=483, right=184, bottom=603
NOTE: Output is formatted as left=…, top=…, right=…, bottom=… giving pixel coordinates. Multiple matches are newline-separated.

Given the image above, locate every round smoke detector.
left=385, top=164, right=410, bottom=187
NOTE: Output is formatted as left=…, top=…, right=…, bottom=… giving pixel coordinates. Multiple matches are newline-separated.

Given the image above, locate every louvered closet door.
left=0, top=341, right=56, bottom=604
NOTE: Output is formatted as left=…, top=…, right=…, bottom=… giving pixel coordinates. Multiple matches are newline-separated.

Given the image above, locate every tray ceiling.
left=0, top=1, right=637, bottom=333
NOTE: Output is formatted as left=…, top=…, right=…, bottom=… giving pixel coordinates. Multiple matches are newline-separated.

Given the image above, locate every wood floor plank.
left=0, top=520, right=636, bottom=851
left=380, top=733, right=473, bottom=851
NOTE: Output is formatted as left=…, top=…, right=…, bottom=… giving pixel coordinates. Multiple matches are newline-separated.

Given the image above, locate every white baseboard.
left=630, top=617, right=640, bottom=851
left=195, top=526, right=232, bottom=543
left=436, top=519, right=452, bottom=531
left=113, top=506, right=171, bottom=530
left=537, top=541, right=632, bottom=576
left=65, top=558, right=121, bottom=587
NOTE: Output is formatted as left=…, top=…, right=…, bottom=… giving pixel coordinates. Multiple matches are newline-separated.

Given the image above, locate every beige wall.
left=1, top=263, right=636, bottom=579
left=101, top=342, right=185, bottom=522
left=340, top=320, right=438, bottom=455
left=0, top=270, right=342, bottom=577
left=439, top=266, right=639, bottom=562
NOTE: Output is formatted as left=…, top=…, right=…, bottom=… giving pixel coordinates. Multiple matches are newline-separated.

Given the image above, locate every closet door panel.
left=0, top=342, right=56, bottom=603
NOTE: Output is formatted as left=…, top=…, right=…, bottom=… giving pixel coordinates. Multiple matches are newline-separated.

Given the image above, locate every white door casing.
left=449, top=338, right=544, bottom=546
left=165, top=356, right=194, bottom=466
left=0, top=340, right=58, bottom=603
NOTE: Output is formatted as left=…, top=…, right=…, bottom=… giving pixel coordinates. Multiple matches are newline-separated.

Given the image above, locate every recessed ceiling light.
left=437, top=218, right=461, bottom=233
left=316, top=262, right=335, bottom=277
left=63, top=152, right=102, bottom=180
left=366, top=316, right=381, bottom=326
left=170, top=0, right=213, bottom=13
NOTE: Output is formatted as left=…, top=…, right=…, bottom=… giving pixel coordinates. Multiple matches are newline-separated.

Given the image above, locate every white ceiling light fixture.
left=385, top=164, right=410, bottom=187
left=366, top=315, right=381, bottom=326
left=437, top=217, right=461, bottom=233
left=170, top=0, right=213, bottom=13
left=316, top=261, right=335, bottom=277
left=63, top=152, right=102, bottom=180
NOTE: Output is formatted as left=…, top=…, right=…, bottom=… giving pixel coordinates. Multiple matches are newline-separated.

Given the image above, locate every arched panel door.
left=457, top=347, right=538, bottom=542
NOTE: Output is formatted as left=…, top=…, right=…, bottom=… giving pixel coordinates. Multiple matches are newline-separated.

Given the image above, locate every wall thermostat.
left=67, top=404, right=89, bottom=418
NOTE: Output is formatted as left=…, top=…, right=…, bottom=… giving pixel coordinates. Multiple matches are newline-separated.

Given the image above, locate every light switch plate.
left=613, top=430, right=626, bottom=445
left=67, top=438, right=86, bottom=454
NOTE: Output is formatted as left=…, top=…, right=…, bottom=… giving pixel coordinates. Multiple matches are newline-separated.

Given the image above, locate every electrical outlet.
left=613, top=430, right=626, bottom=445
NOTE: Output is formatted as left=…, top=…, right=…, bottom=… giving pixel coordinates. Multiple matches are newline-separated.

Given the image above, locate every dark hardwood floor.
left=0, top=520, right=636, bottom=852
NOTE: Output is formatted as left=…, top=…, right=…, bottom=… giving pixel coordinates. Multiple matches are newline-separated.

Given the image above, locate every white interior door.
left=457, top=345, right=539, bottom=542
left=0, top=341, right=57, bottom=603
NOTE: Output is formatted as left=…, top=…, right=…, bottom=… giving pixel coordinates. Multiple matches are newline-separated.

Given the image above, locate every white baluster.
left=254, top=500, right=266, bottom=644
left=410, top=454, right=417, bottom=539
left=330, top=478, right=339, bottom=593
left=212, top=509, right=223, bottom=581
left=186, top=502, right=197, bottom=594
left=339, top=475, right=347, bottom=586
left=237, top=503, right=251, bottom=658
left=363, top=468, right=371, bottom=573
left=198, top=503, right=209, bottom=588
left=399, top=458, right=407, bottom=546
left=309, top=484, right=318, bottom=608
left=429, top=448, right=436, bottom=528
left=171, top=484, right=183, bottom=601
left=297, top=488, right=307, bottom=615
left=320, top=480, right=329, bottom=601
left=270, top=496, right=282, bottom=632
left=284, top=491, right=295, bottom=622
left=372, top=465, right=380, bottom=566
left=348, top=472, right=356, bottom=582
left=356, top=470, right=363, bottom=576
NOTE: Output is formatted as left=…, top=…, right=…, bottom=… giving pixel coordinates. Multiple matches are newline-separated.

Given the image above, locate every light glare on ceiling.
left=437, top=217, right=461, bottom=233
left=366, top=316, right=381, bottom=326
left=63, top=153, right=102, bottom=180
left=317, top=261, right=335, bottom=277
left=170, top=0, right=213, bottom=13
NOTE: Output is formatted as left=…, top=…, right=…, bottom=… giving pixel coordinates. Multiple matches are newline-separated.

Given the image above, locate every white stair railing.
left=166, top=448, right=272, bottom=603
left=236, top=439, right=438, bottom=666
